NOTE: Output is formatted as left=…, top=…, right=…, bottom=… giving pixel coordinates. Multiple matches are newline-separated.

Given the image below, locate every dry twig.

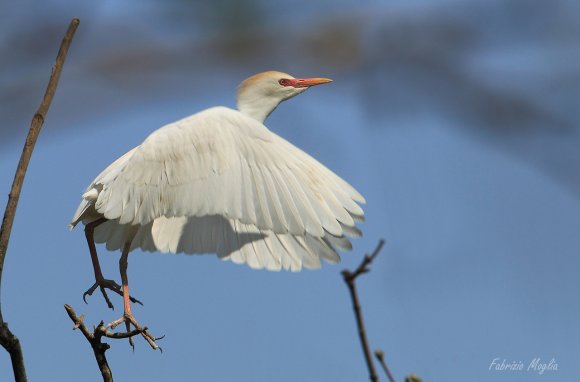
left=0, top=18, right=80, bottom=382
left=64, top=304, right=145, bottom=382
left=375, top=349, right=396, bottom=382
left=341, top=239, right=385, bottom=382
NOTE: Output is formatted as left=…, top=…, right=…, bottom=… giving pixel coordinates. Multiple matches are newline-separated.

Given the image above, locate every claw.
left=82, top=279, right=143, bottom=309
left=128, top=295, right=143, bottom=306
left=83, top=281, right=114, bottom=309
left=82, top=283, right=98, bottom=304
left=108, top=313, right=162, bottom=351
left=99, top=285, right=115, bottom=309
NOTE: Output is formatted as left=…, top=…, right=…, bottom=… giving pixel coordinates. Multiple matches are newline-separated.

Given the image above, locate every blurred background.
left=1, top=0, right=579, bottom=381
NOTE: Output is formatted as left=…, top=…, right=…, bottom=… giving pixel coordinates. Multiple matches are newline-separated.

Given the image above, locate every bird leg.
left=108, top=242, right=161, bottom=351
left=83, top=218, right=143, bottom=309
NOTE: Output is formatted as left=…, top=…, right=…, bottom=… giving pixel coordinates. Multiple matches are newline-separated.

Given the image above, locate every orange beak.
left=288, top=77, right=333, bottom=88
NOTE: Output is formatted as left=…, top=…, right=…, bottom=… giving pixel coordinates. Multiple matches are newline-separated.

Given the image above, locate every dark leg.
left=83, top=218, right=142, bottom=309
left=108, top=242, right=161, bottom=350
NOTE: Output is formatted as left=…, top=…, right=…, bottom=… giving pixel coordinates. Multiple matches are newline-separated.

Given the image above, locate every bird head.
left=237, top=71, right=332, bottom=123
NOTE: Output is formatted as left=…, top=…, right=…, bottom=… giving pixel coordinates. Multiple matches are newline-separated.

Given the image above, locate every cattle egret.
left=70, top=71, right=365, bottom=348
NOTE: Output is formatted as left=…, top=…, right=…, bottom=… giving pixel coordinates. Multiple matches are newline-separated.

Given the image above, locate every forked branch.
left=0, top=18, right=80, bottom=382
left=341, top=239, right=385, bottom=382
left=64, top=304, right=146, bottom=382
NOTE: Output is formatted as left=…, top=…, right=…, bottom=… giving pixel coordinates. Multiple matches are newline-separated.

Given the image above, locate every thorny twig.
left=341, top=239, right=385, bottom=382
left=0, top=18, right=80, bottom=382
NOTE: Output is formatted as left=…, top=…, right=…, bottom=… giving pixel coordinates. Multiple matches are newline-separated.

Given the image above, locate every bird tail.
left=69, top=188, right=99, bottom=230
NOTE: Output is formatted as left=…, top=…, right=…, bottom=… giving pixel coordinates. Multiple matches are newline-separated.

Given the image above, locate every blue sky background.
left=1, top=0, right=580, bottom=381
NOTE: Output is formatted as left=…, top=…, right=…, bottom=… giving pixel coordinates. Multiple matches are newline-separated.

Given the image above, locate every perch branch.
left=65, top=305, right=112, bottom=382
left=0, top=18, right=80, bottom=382
left=64, top=304, right=146, bottom=382
left=341, top=239, right=385, bottom=382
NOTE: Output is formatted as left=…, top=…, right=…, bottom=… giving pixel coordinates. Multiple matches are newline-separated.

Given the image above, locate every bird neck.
left=236, top=93, right=281, bottom=123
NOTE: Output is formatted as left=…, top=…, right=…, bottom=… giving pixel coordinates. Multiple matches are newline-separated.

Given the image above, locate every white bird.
left=70, top=71, right=365, bottom=348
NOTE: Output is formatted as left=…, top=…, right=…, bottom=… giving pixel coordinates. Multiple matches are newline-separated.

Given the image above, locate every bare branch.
left=102, top=326, right=145, bottom=340
left=342, top=239, right=385, bottom=282
left=374, top=349, right=396, bottom=382
left=65, top=304, right=149, bottom=381
left=0, top=18, right=80, bottom=382
left=0, top=323, right=26, bottom=382
left=64, top=305, right=114, bottom=382
left=341, top=239, right=385, bottom=382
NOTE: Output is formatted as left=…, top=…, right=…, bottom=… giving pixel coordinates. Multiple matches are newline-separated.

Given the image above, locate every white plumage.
left=71, top=71, right=365, bottom=272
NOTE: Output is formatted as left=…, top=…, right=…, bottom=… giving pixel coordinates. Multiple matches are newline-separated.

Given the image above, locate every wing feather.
left=268, top=166, right=304, bottom=234
left=73, top=106, right=365, bottom=272
left=72, top=107, right=364, bottom=238
left=92, top=215, right=354, bottom=272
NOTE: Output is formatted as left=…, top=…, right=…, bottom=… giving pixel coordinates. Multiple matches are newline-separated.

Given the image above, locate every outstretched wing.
left=93, top=215, right=360, bottom=271
left=73, top=106, right=364, bottom=239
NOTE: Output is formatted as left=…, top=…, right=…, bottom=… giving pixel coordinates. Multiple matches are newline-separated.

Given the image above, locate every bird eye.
left=279, top=79, right=291, bottom=87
